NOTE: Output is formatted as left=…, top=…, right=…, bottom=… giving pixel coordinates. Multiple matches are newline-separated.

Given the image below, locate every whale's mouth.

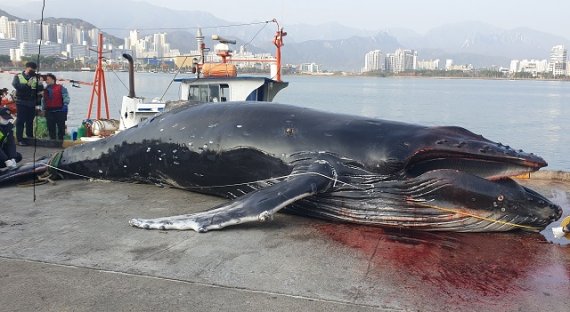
left=404, top=150, right=544, bottom=180
left=396, top=150, right=562, bottom=231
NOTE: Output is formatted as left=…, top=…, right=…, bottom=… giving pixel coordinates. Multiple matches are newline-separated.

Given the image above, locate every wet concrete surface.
left=1, top=145, right=569, bottom=311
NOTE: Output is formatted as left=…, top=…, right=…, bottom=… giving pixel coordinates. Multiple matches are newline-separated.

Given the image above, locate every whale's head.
left=352, top=125, right=562, bottom=232
left=400, top=169, right=562, bottom=231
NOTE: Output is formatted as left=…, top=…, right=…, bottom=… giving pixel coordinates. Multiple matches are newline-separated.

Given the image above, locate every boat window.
left=188, top=84, right=229, bottom=102
left=209, top=84, right=220, bottom=102
left=188, top=86, right=200, bottom=101
left=220, top=84, right=229, bottom=102
left=199, top=85, right=209, bottom=101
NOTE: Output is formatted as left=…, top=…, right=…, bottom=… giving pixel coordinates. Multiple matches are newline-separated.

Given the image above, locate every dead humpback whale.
left=0, top=102, right=562, bottom=232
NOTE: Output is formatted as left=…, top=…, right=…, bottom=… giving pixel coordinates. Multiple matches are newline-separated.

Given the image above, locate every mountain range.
left=2, top=1, right=569, bottom=71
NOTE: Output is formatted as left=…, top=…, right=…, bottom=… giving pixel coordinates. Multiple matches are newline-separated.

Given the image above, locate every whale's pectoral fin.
left=129, top=160, right=337, bottom=232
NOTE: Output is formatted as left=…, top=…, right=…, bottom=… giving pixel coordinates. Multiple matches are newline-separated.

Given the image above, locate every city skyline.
left=0, top=0, right=569, bottom=40
left=0, top=0, right=569, bottom=73
left=0, top=16, right=282, bottom=73
left=1, top=13, right=567, bottom=75
left=363, top=45, right=568, bottom=77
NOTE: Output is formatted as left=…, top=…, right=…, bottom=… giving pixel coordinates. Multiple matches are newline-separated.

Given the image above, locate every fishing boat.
left=119, top=20, right=288, bottom=130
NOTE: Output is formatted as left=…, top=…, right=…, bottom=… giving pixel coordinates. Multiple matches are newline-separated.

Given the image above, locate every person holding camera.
left=11, top=61, right=43, bottom=146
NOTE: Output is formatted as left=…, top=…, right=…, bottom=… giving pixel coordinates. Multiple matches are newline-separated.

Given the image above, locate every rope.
left=159, top=55, right=194, bottom=101
left=46, top=164, right=98, bottom=180
left=408, top=200, right=540, bottom=231
left=43, top=163, right=351, bottom=190
left=242, top=21, right=271, bottom=50
left=31, top=0, right=47, bottom=201
left=105, top=60, right=130, bottom=92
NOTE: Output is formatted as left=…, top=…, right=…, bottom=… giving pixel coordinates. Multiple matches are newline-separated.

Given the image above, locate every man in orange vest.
left=42, top=73, right=70, bottom=141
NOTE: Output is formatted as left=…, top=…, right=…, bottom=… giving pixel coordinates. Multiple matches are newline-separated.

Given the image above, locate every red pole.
left=87, top=33, right=110, bottom=119
left=97, top=34, right=103, bottom=119
left=272, top=20, right=286, bottom=82
left=102, top=68, right=110, bottom=119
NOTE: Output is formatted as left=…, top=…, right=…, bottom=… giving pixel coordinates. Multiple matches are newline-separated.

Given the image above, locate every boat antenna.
left=196, top=28, right=205, bottom=78
left=211, top=34, right=236, bottom=63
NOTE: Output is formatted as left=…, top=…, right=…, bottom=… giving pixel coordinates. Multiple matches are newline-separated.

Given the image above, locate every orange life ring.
left=201, top=63, right=237, bottom=78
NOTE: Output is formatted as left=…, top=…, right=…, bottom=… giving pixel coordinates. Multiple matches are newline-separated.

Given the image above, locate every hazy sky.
left=146, top=0, right=570, bottom=38
left=1, top=0, right=569, bottom=38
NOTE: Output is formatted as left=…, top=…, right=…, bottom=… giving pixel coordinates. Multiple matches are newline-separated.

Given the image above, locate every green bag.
left=34, top=116, right=49, bottom=139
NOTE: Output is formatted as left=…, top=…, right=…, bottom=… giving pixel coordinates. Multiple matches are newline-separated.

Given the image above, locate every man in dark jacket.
left=0, top=107, right=22, bottom=170
left=12, top=61, right=43, bottom=146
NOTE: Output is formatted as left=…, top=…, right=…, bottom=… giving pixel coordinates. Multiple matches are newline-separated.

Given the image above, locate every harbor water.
left=1, top=72, right=569, bottom=171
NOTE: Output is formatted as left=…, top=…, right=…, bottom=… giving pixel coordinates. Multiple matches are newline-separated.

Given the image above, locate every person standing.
left=0, top=107, right=21, bottom=170
left=42, top=73, right=70, bottom=141
left=11, top=61, right=43, bottom=146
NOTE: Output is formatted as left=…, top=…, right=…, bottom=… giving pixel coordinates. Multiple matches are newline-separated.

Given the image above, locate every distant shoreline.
left=3, top=67, right=569, bottom=83
left=288, top=72, right=570, bottom=82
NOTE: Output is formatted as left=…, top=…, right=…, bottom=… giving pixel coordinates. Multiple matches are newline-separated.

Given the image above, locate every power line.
left=99, top=20, right=273, bottom=31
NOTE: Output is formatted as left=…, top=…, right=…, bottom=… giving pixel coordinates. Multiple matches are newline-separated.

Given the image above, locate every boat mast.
left=87, top=33, right=110, bottom=119
left=196, top=28, right=205, bottom=78
left=272, top=19, right=287, bottom=82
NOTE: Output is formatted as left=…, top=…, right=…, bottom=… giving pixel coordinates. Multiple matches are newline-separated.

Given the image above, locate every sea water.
left=1, top=72, right=569, bottom=170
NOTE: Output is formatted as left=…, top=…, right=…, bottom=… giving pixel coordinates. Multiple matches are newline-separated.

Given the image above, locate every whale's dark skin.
left=0, top=102, right=562, bottom=232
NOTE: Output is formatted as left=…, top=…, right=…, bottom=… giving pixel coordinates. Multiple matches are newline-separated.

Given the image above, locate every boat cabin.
left=175, top=76, right=288, bottom=103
